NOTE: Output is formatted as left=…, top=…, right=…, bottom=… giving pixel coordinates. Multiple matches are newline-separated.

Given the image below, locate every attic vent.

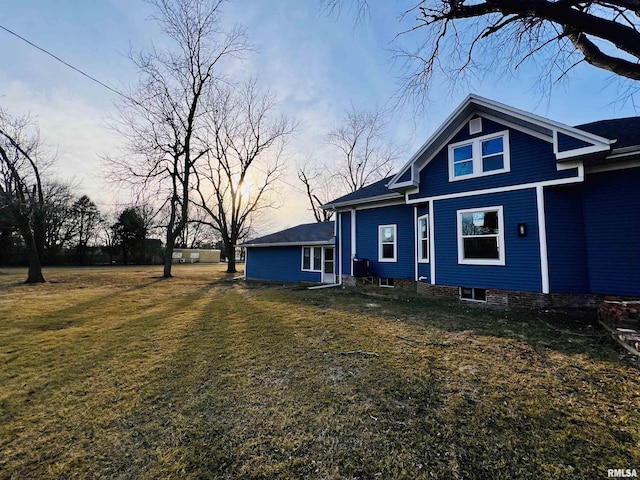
left=469, top=117, right=482, bottom=135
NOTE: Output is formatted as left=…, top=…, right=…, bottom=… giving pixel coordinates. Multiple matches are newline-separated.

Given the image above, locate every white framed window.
left=379, top=277, right=394, bottom=288
left=378, top=224, right=397, bottom=262
left=417, top=214, right=429, bottom=263
left=448, top=130, right=510, bottom=181
left=301, top=246, right=322, bottom=272
left=457, top=206, right=505, bottom=266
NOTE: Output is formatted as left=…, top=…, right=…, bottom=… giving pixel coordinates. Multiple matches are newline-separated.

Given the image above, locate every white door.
left=322, top=247, right=335, bottom=284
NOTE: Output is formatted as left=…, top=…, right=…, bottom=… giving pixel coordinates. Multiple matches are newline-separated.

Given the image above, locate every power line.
left=0, top=23, right=310, bottom=197
left=0, top=23, right=128, bottom=99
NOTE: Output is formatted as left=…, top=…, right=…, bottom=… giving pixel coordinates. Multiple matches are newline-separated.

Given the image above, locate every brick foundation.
left=417, top=281, right=602, bottom=309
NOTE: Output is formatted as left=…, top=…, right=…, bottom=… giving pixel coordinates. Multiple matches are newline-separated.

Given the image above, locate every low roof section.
left=321, top=175, right=401, bottom=210
left=240, top=221, right=335, bottom=248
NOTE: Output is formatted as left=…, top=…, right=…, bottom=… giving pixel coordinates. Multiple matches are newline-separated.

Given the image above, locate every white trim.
left=337, top=213, right=342, bottom=284
left=378, top=224, right=397, bottom=262
left=556, top=144, right=610, bottom=160
left=243, top=240, right=334, bottom=248
left=388, top=179, right=418, bottom=189
left=413, top=207, right=419, bottom=281
left=323, top=193, right=403, bottom=210
left=556, top=159, right=583, bottom=171
left=536, top=186, right=550, bottom=294
left=336, top=198, right=406, bottom=212
left=350, top=208, right=356, bottom=276
left=448, top=130, right=511, bottom=181
left=417, top=213, right=430, bottom=264
left=457, top=206, right=505, bottom=266
left=301, top=246, right=323, bottom=272
left=429, top=200, right=436, bottom=285
left=405, top=175, right=584, bottom=205
left=480, top=112, right=552, bottom=143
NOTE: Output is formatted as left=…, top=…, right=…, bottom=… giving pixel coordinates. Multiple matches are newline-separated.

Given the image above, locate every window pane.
left=460, top=287, right=473, bottom=299
left=313, top=248, right=322, bottom=270
left=303, top=247, right=310, bottom=270
left=381, top=226, right=394, bottom=243
left=482, top=137, right=503, bottom=156
left=483, top=154, right=504, bottom=172
left=420, top=218, right=427, bottom=239
left=421, top=239, right=429, bottom=260
left=461, top=211, right=499, bottom=235
left=463, top=237, right=499, bottom=259
left=453, top=144, right=473, bottom=162
left=324, top=248, right=334, bottom=261
left=382, top=243, right=394, bottom=259
left=454, top=160, right=473, bottom=177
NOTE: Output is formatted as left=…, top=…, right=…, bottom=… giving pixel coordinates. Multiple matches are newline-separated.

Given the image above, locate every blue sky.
left=1, top=1, right=638, bottom=232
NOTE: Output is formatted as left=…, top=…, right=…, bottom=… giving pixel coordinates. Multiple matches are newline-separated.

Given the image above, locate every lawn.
left=0, top=265, right=638, bottom=479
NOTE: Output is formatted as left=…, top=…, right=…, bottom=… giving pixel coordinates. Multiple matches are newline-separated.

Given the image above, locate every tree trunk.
left=22, top=228, right=45, bottom=283
left=225, top=239, right=236, bottom=273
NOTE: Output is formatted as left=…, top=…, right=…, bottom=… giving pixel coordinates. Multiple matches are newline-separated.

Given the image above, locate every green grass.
left=0, top=265, right=638, bottom=479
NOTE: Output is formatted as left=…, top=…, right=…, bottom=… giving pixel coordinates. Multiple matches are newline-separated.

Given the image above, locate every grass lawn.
left=0, top=264, right=638, bottom=479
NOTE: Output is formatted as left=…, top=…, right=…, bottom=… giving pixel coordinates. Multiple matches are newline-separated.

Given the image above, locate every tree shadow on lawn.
left=240, top=280, right=629, bottom=365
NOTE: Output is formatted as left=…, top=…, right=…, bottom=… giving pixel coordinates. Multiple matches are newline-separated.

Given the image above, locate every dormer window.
left=448, top=130, right=510, bottom=181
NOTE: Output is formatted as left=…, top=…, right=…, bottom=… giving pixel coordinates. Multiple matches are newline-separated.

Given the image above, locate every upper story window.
left=457, top=206, right=505, bottom=266
left=417, top=214, right=429, bottom=263
left=449, top=130, right=510, bottom=181
left=378, top=224, right=397, bottom=262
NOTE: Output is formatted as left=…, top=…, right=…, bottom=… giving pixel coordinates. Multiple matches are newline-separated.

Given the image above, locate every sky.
left=1, top=1, right=638, bottom=235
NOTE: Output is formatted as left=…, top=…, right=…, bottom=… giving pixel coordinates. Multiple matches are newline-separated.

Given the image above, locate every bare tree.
left=328, top=105, right=401, bottom=192
left=41, top=181, right=78, bottom=264
left=194, top=80, right=295, bottom=273
left=297, top=158, right=340, bottom=222
left=0, top=109, right=51, bottom=283
left=325, top=1, right=640, bottom=105
left=108, top=0, right=249, bottom=278
left=71, top=195, right=102, bottom=265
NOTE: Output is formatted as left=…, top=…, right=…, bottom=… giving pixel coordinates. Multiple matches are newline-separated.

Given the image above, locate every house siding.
left=544, top=185, right=589, bottom=293
left=245, top=246, right=322, bottom=283
left=355, top=204, right=415, bottom=279
left=433, top=189, right=542, bottom=292
left=557, top=132, right=593, bottom=152
left=582, top=168, right=640, bottom=296
left=340, top=211, right=352, bottom=276
left=410, top=118, right=578, bottom=200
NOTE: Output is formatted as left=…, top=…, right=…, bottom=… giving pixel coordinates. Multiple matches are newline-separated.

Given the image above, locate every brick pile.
left=599, top=298, right=640, bottom=353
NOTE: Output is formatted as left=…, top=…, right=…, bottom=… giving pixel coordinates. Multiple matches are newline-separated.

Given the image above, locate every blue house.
left=242, top=222, right=336, bottom=284
left=243, top=95, right=640, bottom=307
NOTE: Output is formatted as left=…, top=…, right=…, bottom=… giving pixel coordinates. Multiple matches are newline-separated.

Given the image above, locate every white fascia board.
left=323, top=193, right=403, bottom=211
left=243, top=241, right=334, bottom=248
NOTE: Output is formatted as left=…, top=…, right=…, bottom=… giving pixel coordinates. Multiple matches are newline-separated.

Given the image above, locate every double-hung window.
left=302, top=246, right=322, bottom=272
left=457, top=207, right=505, bottom=265
left=449, top=131, right=510, bottom=181
left=378, top=224, right=397, bottom=262
left=417, top=214, right=429, bottom=263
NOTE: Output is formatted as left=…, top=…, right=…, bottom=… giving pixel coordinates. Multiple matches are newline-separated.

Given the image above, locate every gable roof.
left=387, top=94, right=614, bottom=190
left=321, top=176, right=401, bottom=210
left=240, top=221, right=335, bottom=247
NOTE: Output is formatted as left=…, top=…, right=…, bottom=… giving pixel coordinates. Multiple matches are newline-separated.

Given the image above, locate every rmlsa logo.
left=608, top=469, right=638, bottom=478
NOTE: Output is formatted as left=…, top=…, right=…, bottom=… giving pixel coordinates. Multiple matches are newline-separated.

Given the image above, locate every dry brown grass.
left=0, top=265, right=638, bottom=479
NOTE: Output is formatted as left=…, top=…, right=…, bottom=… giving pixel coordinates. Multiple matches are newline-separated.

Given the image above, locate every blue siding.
left=340, top=211, right=352, bottom=275
left=544, top=185, right=589, bottom=293
left=396, top=168, right=412, bottom=183
left=355, top=204, right=415, bottom=279
left=409, top=118, right=578, bottom=200
left=557, top=132, right=593, bottom=152
left=245, top=246, right=321, bottom=283
left=583, top=168, right=640, bottom=296
left=433, top=189, right=542, bottom=291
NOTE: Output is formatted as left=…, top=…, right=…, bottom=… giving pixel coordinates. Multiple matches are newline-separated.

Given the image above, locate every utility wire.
left=0, top=23, right=311, bottom=197
left=0, top=23, right=128, bottom=100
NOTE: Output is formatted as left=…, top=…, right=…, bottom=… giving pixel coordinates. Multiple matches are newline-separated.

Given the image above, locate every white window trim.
left=378, top=224, right=397, bottom=263
left=301, top=246, right=322, bottom=272
left=448, top=130, right=511, bottom=182
left=417, top=214, right=429, bottom=263
left=457, top=206, right=505, bottom=266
